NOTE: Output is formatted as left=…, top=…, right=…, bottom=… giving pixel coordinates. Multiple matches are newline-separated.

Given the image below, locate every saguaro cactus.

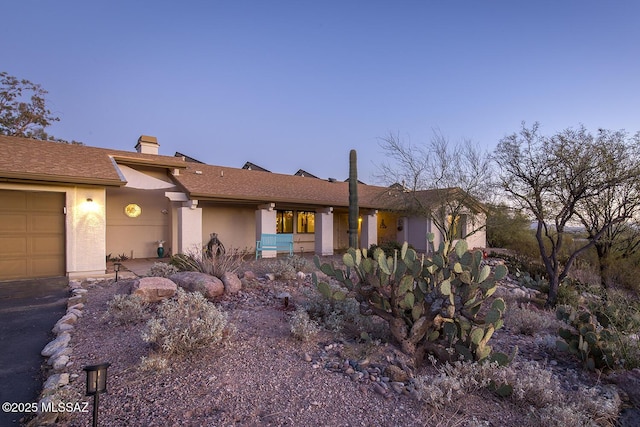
left=348, top=149, right=359, bottom=248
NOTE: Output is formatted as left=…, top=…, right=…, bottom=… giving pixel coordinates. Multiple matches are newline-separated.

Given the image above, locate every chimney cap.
left=137, top=135, right=158, bottom=145
left=135, top=135, right=159, bottom=154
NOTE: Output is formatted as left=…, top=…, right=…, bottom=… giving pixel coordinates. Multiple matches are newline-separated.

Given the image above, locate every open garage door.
left=0, top=190, right=65, bottom=280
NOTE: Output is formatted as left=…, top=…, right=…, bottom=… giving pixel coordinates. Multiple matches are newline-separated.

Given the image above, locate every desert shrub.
left=105, top=294, right=149, bottom=325
left=148, top=262, right=178, bottom=278
left=254, top=256, right=310, bottom=280
left=142, top=288, right=230, bottom=356
left=170, top=246, right=249, bottom=278
left=289, top=306, right=320, bottom=341
left=415, top=358, right=619, bottom=425
left=505, top=306, right=561, bottom=336
left=302, top=286, right=390, bottom=340
left=367, top=241, right=414, bottom=258
left=287, top=255, right=310, bottom=272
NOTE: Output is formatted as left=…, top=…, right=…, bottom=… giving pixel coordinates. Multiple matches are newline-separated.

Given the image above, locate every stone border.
left=29, top=279, right=92, bottom=425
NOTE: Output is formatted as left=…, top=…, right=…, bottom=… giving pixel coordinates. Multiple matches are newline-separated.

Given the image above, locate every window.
left=297, top=211, right=315, bottom=233
left=448, top=214, right=467, bottom=239
left=276, top=210, right=293, bottom=233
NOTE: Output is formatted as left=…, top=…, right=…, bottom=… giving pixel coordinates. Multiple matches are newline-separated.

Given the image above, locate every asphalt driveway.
left=0, top=277, right=68, bottom=425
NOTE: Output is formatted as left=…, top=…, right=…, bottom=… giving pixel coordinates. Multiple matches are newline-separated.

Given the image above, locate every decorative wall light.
left=124, top=203, right=141, bottom=218
left=83, top=362, right=110, bottom=427
left=380, top=219, right=387, bottom=229
left=86, top=198, right=93, bottom=203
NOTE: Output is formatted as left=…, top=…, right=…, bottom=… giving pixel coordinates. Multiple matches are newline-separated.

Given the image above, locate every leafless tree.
left=376, top=130, right=493, bottom=246
left=494, top=123, right=640, bottom=307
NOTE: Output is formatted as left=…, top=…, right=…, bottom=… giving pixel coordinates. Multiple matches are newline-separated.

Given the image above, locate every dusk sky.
left=3, top=1, right=639, bottom=182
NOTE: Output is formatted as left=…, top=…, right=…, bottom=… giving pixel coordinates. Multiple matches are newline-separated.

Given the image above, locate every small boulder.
left=41, top=333, right=71, bottom=357
left=242, top=271, right=257, bottom=280
left=131, top=277, right=177, bottom=303
left=221, top=272, right=242, bottom=294
left=42, top=373, right=69, bottom=391
left=170, top=272, right=224, bottom=299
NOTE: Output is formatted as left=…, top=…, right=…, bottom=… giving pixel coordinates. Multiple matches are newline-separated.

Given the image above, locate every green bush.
left=142, top=288, right=230, bottom=356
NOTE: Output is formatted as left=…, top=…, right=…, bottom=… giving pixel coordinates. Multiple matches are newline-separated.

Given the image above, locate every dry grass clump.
left=141, top=288, right=230, bottom=356
left=504, top=305, right=562, bottom=336
left=139, top=354, right=170, bottom=372
left=170, top=246, right=250, bottom=278
left=105, top=294, right=150, bottom=325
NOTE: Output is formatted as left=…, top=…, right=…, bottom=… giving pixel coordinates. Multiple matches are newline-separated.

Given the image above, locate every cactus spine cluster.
left=313, top=236, right=510, bottom=366
left=348, top=149, right=358, bottom=249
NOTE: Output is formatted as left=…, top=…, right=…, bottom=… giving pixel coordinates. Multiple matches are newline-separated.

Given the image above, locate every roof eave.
left=0, top=173, right=125, bottom=187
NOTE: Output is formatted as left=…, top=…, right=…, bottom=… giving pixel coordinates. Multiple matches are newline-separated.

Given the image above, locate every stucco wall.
left=106, top=187, right=171, bottom=259
left=202, top=205, right=257, bottom=251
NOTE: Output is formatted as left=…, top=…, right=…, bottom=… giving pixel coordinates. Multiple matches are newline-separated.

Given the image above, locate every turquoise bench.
left=256, top=233, right=294, bottom=259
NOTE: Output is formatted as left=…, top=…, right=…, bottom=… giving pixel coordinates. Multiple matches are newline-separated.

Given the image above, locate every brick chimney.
left=135, top=135, right=159, bottom=155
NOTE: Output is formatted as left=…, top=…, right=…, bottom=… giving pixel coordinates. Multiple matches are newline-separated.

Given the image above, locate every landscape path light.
left=113, top=262, right=121, bottom=282
left=83, top=362, right=110, bottom=427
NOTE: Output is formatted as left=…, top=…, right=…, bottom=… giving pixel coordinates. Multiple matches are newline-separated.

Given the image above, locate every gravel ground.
left=30, top=263, right=638, bottom=427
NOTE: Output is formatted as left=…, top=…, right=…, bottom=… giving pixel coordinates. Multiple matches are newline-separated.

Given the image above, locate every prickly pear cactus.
left=313, top=237, right=510, bottom=365
left=556, top=306, right=618, bottom=371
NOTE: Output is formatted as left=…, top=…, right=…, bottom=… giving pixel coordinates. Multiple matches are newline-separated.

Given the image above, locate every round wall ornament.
left=124, top=203, right=142, bottom=218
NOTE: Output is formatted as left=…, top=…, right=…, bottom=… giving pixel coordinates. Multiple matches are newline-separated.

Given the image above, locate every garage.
left=0, top=190, right=65, bottom=280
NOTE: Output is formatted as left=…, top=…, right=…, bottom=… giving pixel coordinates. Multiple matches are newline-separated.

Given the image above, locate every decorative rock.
left=67, top=307, right=82, bottom=318
left=296, top=271, right=306, bottom=280
left=390, top=382, right=406, bottom=394
left=169, top=272, right=224, bottom=299
left=42, top=373, right=69, bottom=390
left=131, top=277, right=178, bottom=303
left=41, top=333, right=71, bottom=357
left=221, top=272, right=242, bottom=294
left=243, top=271, right=257, bottom=280
left=56, top=313, right=78, bottom=326
left=51, top=354, right=70, bottom=370
left=385, top=365, right=409, bottom=383
left=68, top=303, right=84, bottom=311
left=372, top=382, right=387, bottom=396
left=304, top=353, right=312, bottom=362
left=48, top=346, right=72, bottom=363
left=52, top=322, right=74, bottom=335
left=67, top=294, right=86, bottom=307
left=264, top=273, right=276, bottom=281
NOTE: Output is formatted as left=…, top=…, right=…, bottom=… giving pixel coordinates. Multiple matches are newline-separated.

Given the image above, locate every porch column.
left=177, top=199, right=202, bottom=254
left=360, top=210, right=378, bottom=250
left=256, top=203, right=277, bottom=258
left=315, top=207, right=334, bottom=256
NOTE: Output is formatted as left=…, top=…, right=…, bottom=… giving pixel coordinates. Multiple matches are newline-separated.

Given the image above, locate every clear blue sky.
left=3, top=1, right=639, bottom=182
